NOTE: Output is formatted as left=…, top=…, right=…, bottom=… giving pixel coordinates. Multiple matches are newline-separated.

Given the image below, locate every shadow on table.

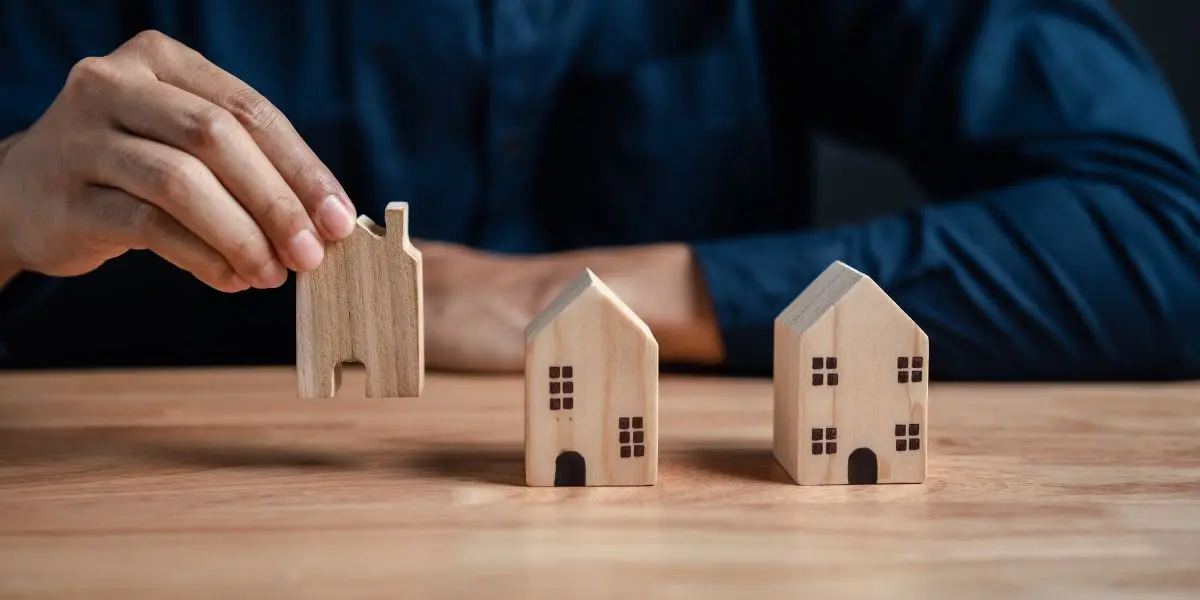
left=144, top=440, right=528, bottom=484
left=0, top=427, right=362, bottom=471
left=403, top=445, right=526, bottom=486
left=0, top=427, right=131, bottom=463
left=679, top=445, right=793, bottom=484
left=0, top=427, right=793, bottom=486
left=0, top=426, right=526, bottom=485
left=145, top=440, right=361, bottom=471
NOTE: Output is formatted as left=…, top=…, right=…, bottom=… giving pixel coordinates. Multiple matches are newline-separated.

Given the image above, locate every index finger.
left=120, top=31, right=358, bottom=234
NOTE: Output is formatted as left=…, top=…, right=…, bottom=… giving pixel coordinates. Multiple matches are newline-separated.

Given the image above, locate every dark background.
left=812, top=0, right=1200, bottom=226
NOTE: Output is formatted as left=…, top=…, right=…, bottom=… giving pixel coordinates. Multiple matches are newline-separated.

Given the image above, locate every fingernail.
left=289, top=229, right=324, bottom=271
left=316, top=195, right=356, bottom=240
left=256, top=260, right=287, bottom=288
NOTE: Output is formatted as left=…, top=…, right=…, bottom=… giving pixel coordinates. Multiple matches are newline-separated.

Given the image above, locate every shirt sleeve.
left=691, top=0, right=1200, bottom=380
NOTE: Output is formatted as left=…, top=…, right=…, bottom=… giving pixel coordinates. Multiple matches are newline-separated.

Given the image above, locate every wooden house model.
left=296, top=202, right=424, bottom=398
left=524, top=269, right=658, bottom=487
left=773, top=260, right=928, bottom=485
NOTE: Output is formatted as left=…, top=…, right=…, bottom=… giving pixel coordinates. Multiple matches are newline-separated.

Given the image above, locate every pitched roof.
left=777, top=260, right=868, bottom=334
left=353, top=202, right=409, bottom=239
left=524, top=268, right=652, bottom=341
left=355, top=214, right=385, bottom=238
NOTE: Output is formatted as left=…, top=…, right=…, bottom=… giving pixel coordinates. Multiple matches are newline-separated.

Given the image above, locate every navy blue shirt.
left=1, top=0, right=1198, bottom=380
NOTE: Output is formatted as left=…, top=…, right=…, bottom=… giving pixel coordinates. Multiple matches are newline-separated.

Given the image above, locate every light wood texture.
left=524, top=269, right=658, bottom=487
left=1, top=369, right=1199, bottom=599
left=775, top=261, right=928, bottom=485
left=296, top=202, right=423, bottom=398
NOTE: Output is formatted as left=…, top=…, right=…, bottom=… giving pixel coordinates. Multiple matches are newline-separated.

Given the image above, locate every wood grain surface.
left=774, top=261, right=929, bottom=485
left=0, top=367, right=1198, bottom=599
left=525, top=269, right=659, bottom=487
left=296, top=202, right=423, bottom=398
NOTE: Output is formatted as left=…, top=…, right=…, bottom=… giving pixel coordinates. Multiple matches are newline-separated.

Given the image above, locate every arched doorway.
left=847, top=448, right=878, bottom=484
left=554, top=451, right=586, bottom=486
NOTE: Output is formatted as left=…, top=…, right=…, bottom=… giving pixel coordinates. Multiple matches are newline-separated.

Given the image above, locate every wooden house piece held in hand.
left=524, top=269, right=659, bottom=487
left=774, top=260, right=928, bottom=485
left=296, top=202, right=424, bottom=398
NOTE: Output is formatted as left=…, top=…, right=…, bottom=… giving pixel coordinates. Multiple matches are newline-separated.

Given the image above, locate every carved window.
left=897, top=356, right=924, bottom=383
left=549, top=365, right=574, bottom=410
left=810, top=427, right=838, bottom=455
left=810, top=356, right=839, bottom=386
left=619, top=416, right=645, bottom=458
left=894, top=423, right=921, bottom=451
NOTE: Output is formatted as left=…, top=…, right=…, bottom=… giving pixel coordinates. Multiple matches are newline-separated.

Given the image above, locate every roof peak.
left=777, top=260, right=868, bottom=332
left=524, top=268, right=651, bottom=341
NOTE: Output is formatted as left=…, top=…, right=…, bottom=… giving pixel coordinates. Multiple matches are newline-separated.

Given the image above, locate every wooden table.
left=0, top=368, right=1198, bottom=598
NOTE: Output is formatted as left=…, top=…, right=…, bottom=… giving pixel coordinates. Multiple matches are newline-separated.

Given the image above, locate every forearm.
left=772, top=0, right=1200, bottom=380
left=536, top=243, right=724, bottom=365
left=690, top=178, right=1200, bottom=380
left=0, top=132, right=24, bottom=290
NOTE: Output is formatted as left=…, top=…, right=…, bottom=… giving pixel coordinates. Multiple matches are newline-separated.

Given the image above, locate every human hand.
left=417, top=240, right=549, bottom=372
left=0, top=30, right=358, bottom=293
left=417, top=240, right=725, bottom=372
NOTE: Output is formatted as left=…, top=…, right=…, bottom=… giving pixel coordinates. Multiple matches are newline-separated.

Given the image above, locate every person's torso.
left=4, top=0, right=818, bottom=249
left=0, top=0, right=819, bottom=367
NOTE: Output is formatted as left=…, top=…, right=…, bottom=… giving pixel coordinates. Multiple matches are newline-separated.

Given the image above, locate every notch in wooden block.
left=773, top=260, right=928, bottom=485
left=296, top=202, right=424, bottom=398
left=523, top=269, right=659, bottom=487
